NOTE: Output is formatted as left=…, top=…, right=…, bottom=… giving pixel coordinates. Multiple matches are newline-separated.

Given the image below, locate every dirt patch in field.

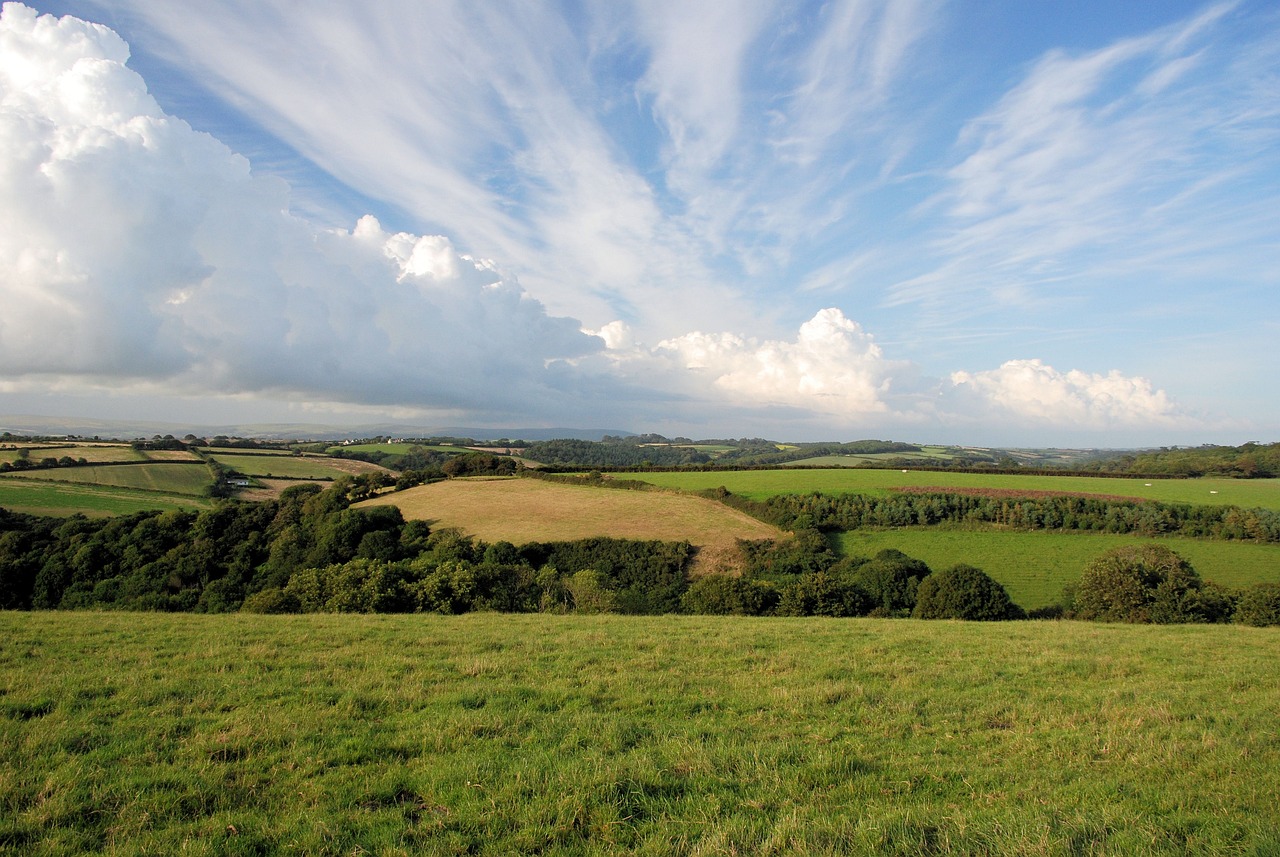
left=358, top=477, right=783, bottom=575
left=894, top=486, right=1147, bottom=503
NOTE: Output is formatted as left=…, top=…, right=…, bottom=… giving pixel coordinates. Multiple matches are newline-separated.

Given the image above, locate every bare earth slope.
left=358, top=477, right=782, bottom=572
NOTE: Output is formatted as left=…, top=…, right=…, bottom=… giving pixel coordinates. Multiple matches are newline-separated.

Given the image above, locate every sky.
left=1, top=1, right=1277, bottom=445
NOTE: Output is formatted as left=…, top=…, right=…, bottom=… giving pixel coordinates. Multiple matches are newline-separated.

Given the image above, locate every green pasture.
left=207, top=453, right=352, bottom=479
left=198, top=447, right=297, bottom=456
left=2, top=612, right=1277, bottom=856
left=0, top=445, right=145, bottom=465
left=1, top=463, right=212, bottom=496
left=789, top=450, right=957, bottom=467
left=328, top=443, right=427, bottom=455
left=0, top=478, right=210, bottom=517
left=835, top=528, right=1280, bottom=610
left=633, top=469, right=1280, bottom=509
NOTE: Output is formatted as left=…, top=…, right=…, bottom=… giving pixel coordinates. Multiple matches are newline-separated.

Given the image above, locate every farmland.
left=206, top=452, right=389, bottom=480
left=1, top=463, right=213, bottom=496
left=629, top=468, right=1280, bottom=510
left=358, top=477, right=780, bottom=569
left=2, top=611, right=1277, bottom=855
left=835, top=528, right=1280, bottom=610
left=0, top=477, right=210, bottom=517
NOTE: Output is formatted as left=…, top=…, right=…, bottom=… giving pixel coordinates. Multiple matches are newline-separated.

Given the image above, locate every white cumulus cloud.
left=950, top=359, right=1186, bottom=428
left=608, top=308, right=897, bottom=417
left=0, top=4, right=601, bottom=421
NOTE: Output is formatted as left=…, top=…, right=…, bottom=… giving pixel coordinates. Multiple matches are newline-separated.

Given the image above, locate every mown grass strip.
left=0, top=612, right=1276, bottom=856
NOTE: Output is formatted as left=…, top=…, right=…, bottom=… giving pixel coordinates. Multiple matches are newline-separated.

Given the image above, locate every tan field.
left=358, top=477, right=783, bottom=573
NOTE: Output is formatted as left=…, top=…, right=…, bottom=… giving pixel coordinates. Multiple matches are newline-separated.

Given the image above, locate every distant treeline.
left=1079, top=442, right=1280, bottom=478
left=712, top=490, right=1280, bottom=543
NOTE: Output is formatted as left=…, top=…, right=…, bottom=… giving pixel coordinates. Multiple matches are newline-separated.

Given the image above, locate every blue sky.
left=2, top=1, right=1277, bottom=444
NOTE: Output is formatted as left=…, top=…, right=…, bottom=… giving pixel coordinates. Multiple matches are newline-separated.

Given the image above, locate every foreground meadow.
left=2, top=612, right=1277, bottom=855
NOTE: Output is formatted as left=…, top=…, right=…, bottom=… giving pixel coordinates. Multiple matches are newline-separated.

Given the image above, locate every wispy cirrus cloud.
left=893, top=1, right=1280, bottom=329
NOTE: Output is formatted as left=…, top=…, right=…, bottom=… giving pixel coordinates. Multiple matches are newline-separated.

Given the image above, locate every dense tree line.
left=0, top=483, right=694, bottom=616
left=717, top=490, right=1280, bottom=543
left=1079, top=441, right=1280, bottom=478
left=522, top=439, right=712, bottom=468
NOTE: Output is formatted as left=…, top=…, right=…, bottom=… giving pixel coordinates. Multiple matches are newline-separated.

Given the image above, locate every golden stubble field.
left=358, top=477, right=782, bottom=573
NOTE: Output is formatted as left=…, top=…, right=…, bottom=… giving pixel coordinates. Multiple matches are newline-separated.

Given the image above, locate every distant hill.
left=0, top=415, right=634, bottom=443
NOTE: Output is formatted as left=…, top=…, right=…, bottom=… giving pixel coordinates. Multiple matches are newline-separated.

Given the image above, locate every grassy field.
left=208, top=453, right=388, bottom=480
left=359, top=478, right=780, bottom=572
left=1, top=463, right=213, bottom=496
left=630, top=469, right=1280, bottom=510
left=1, top=612, right=1277, bottom=855
left=1, top=445, right=148, bottom=465
left=835, top=528, right=1280, bottom=610
left=0, top=478, right=211, bottom=517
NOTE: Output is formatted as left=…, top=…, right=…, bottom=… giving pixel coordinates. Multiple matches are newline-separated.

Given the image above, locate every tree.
left=1072, top=544, right=1210, bottom=623
left=1234, top=582, right=1280, bottom=627
left=912, top=564, right=1023, bottom=621
left=849, top=549, right=931, bottom=616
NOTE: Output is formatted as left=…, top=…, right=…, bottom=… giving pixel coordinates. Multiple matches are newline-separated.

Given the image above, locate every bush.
left=1072, top=544, right=1209, bottom=623
left=1234, top=582, right=1280, bottom=627
left=681, top=574, right=778, bottom=615
left=240, top=587, right=300, bottom=614
left=776, top=572, right=870, bottom=617
left=849, top=549, right=930, bottom=616
left=912, top=564, right=1024, bottom=621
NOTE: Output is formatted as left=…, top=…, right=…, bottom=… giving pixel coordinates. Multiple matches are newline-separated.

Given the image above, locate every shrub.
left=240, top=587, right=300, bottom=614
left=912, top=564, right=1024, bottom=621
left=849, top=549, right=930, bottom=616
left=1234, top=582, right=1280, bottom=627
left=681, top=574, right=778, bottom=615
left=1072, top=544, right=1208, bottom=623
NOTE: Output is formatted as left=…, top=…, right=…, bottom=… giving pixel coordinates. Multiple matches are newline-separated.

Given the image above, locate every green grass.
left=1, top=463, right=212, bottom=496
left=327, top=443, right=428, bottom=455
left=835, top=528, right=1280, bottom=610
left=1, top=612, right=1277, bottom=855
left=0, top=445, right=146, bottom=465
left=0, top=478, right=210, bottom=517
left=207, top=453, right=360, bottom=479
left=632, top=469, right=1280, bottom=509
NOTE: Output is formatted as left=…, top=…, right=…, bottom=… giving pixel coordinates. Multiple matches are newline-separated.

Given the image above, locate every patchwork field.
left=0, top=477, right=211, bottom=517
left=1, top=463, right=213, bottom=496
left=207, top=453, right=390, bottom=479
left=630, top=469, right=1280, bottom=509
left=2, top=612, right=1277, bottom=855
left=358, top=477, right=781, bottom=563
left=835, top=528, right=1280, bottom=610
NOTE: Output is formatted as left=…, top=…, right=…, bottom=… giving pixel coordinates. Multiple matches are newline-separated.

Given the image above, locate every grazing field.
left=207, top=453, right=390, bottom=479
left=835, top=528, right=1280, bottom=610
left=1, top=612, right=1277, bottom=855
left=0, top=477, right=211, bottom=516
left=358, top=477, right=781, bottom=557
left=1, top=463, right=212, bottom=496
left=326, top=443, right=470, bottom=456
left=0, top=444, right=148, bottom=464
left=788, top=447, right=960, bottom=467
left=631, top=469, right=1280, bottom=509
